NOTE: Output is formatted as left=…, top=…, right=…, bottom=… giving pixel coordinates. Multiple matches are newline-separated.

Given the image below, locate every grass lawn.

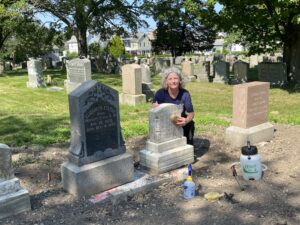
left=0, top=69, right=299, bottom=147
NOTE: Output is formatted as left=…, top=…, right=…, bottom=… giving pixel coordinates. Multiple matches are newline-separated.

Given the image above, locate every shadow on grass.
left=2, top=69, right=28, bottom=77
left=0, top=114, right=69, bottom=146
left=272, top=81, right=300, bottom=94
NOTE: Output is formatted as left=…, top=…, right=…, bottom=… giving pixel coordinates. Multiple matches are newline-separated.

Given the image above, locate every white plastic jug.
left=183, top=176, right=196, bottom=199
left=240, top=141, right=265, bottom=180
left=183, top=164, right=195, bottom=199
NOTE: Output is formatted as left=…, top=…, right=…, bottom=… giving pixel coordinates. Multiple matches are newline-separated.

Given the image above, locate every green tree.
left=88, top=42, right=103, bottom=57
left=203, top=0, right=300, bottom=82
left=0, top=0, right=27, bottom=56
left=107, top=35, right=125, bottom=59
left=152, top=0, right=216, bottom=57
left=27, top=0, right=148, bottom=57
left=4, top=21, right=64, bottom=63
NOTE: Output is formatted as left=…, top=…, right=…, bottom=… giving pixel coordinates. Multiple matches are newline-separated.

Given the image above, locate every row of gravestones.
left=25, top=59, right=154, bottom=104
left=182, top=60, right=287, bottom=85
left=25, top=56, right=287, bottom=93
left=64, top=59, right=154, bottom=105
left=55, top=53, right=283, bottom=75
left=146, top=55, right=286, bottom=85
left=0, top=75, right=274, bottom=219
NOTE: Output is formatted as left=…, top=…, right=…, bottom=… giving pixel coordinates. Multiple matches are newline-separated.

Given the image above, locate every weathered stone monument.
left=249, top=54, right=264, bottom=68
left=26, top=59, right=45, bottom=88
left=155, top=58, right=170, bottom=74
left=175, top=56, right=183, bottom=65
left=65, top=58, right=91, bottom=93
left=225, top=82, right=274, bottom=147
left=181, top=61, right=196, bottom=81
left=4, top=62, right=12, bottom=71
left=213, top=60, right=229, bottom=83
left=194, top=61, right=210, bottom=81
left=0, top=144, right=31, bottom=219
left=0, top=61, right=4, bottom=75
left=119, top=64, right=146, bottom=106
left=232, top=60, right=249, bottom=83
left=62, top=80, right=134, bottom=197
left=139, top=104, right=194, bottom=174
left=258, top=62, right=287, bottom=85
left=141, top=64, right=155, bottom=102
left=169, top=57, right=174, bottom=66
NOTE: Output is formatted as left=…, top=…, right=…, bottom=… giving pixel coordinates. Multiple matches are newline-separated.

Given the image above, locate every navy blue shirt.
left=153, top=88, right=194, bottom=117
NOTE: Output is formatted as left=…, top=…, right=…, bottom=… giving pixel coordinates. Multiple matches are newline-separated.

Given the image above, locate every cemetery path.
left=1, top=123, right=300, bottom=225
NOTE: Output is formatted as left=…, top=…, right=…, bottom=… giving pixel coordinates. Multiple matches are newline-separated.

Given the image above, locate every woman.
left=153, top=67, right=195, bottom=145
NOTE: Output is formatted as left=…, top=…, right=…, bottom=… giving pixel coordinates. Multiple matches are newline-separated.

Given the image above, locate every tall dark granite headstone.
left=68, top=80, right=125, bottom=166
left=62, top=80, right=133, bottom=197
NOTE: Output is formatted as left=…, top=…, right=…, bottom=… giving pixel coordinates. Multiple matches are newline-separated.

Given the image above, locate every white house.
left=229, top=43, right=245, bottom=52
left=42, top=45, right=61, bottom=67
left=212, top=38, right=225, bottom=53
left=64, top=32, right=153, bottom=57
left=66, top=35, right=79, bottom=54
left=122, top=32, right=152, bottom=56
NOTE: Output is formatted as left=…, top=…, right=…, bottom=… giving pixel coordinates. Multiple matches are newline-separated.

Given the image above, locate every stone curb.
left=89, top=167, right=187, bottom=204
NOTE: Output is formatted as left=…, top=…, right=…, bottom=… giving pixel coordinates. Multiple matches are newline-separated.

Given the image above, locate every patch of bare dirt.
left=1, top=123, right=300, bottom=225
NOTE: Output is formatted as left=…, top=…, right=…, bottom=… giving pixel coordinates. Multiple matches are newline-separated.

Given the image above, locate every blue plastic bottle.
left=183, top=164, right=195, bottom=199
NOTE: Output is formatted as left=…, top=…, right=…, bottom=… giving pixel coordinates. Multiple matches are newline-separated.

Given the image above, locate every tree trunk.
left=75, top=27, right=88, bottom=57
left=283, top=25, right=300, bottom=83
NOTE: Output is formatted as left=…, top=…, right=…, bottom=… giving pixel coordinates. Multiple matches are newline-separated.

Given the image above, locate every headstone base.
left=188, top=76, right=196, bottom=82
left=196, top=74, right=209, bottom=82
left=139, top=144, right=194, bottom=174
left=225, top=122, right=275, bottom=147
left=231, top=78, right=246, bottom=85
left=119, top=93, right=146, bottom=106
left=213, top=75, right=228, bottom=83
left=64, top=80, right=80, bottom=93
left=62, top=153, right=134, bottom=198
left=0, top=178, right=31, bottom=219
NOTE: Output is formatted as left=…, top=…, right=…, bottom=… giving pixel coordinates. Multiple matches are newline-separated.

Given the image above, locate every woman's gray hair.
left=161, top=67, right=186, bottom=89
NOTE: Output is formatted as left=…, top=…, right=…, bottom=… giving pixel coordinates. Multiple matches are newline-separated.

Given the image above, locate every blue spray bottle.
left=183, top=164, right=196, bottom=199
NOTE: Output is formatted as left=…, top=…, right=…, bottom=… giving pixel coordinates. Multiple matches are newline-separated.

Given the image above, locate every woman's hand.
left=152, top=101, right=159, bottom=108
left=176, top=117, right=188, bottom=127
left=176, top=112, right=194, bottom=127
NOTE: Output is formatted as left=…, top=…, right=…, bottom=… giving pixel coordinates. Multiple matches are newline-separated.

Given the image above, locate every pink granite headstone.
left=232, top=82, right=270, bottom=129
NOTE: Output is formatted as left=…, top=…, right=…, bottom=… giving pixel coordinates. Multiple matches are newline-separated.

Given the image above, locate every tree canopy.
left=8, top=22, right=64, bottom=63
left=201, top=0, right=300, bottom=82
left=0, top=0, right=27, bottom=57
left=26, top=0, right=148, bottom=57
left=151, top=0, right=216, bottom=57
left=107, top=35, right=125, bottom=60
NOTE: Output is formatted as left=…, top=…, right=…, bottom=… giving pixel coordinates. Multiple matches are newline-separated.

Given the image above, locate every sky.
left=36, top=2, right=223, bottom=33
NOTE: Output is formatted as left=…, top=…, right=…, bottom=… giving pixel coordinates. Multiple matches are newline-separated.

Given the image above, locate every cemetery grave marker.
left=225, top=82, right=274, bottom=147
left=139, top=103, right=194, bottom=173
left=62, top=80, right=134, bottom=197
